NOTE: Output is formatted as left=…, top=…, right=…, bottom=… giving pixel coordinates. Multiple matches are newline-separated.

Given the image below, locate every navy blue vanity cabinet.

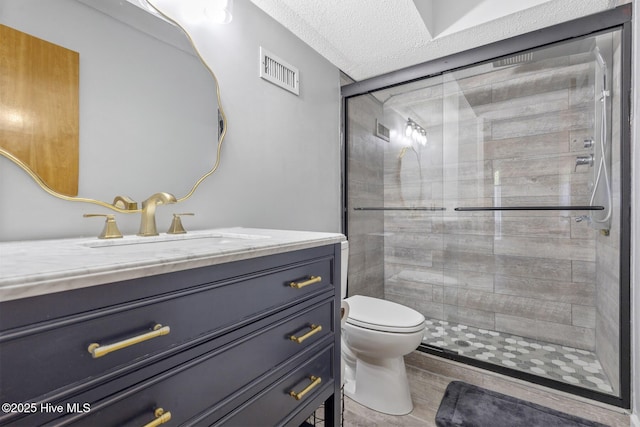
left=0, top=243, right=342, bottom=427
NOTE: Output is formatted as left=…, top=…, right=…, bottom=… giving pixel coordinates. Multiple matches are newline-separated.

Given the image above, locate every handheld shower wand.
left=589, top=47, right=612, bottom=226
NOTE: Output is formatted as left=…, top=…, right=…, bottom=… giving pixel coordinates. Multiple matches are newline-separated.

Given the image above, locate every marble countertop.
left=0, top=227, right=345, bottom=302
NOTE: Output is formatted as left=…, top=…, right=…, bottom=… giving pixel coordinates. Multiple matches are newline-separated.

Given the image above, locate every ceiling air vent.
left=260, top=47, right=299, bottom=95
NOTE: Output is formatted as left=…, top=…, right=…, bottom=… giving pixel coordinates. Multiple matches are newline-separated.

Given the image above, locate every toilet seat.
left=345, top=295, right=425, bottom=333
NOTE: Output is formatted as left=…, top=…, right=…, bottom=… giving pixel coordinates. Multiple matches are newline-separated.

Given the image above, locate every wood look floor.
left=342, top=351, right=630, bottom=427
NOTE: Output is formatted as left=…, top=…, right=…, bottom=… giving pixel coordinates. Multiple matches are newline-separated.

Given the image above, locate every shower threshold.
left=422, top=319, right=614, bottom=395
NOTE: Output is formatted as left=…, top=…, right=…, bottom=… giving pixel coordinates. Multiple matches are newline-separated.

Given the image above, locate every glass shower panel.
left=382, top=77, right=446, bottom=321
left=345, top=27, right=622, bottom=399
left=433, top=31, right=621, bottom=397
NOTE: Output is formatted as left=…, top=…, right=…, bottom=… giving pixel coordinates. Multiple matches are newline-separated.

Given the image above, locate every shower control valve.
left=583, top=138, right=594, bottom=149
left=575, top=215, right=591, bottom=223
left=574, top=154, right=594, bottom=171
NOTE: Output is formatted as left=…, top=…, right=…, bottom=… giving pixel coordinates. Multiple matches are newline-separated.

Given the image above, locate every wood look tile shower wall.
left=381, top=55, right=603, bottom=351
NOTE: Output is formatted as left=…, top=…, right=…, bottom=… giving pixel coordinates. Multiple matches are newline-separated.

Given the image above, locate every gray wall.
left=0, top=0, right=341, bottom=241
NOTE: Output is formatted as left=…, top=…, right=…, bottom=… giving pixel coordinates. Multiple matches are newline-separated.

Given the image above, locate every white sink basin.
left=82, top=231, right=269, bottom=249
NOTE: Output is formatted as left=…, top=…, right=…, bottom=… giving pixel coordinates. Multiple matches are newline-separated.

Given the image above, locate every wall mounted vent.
left=375, top=119, right=390, bottom=142
left=260, top=47, right=299, bottom=95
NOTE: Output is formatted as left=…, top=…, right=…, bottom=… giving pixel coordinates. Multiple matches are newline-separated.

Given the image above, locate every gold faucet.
left=138, top=192, right=177, bottom=236
left=112, top=195, right=138, bottom=210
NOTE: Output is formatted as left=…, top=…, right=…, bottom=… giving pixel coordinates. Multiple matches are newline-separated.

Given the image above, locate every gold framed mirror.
left=0, top=0, right=226, bottom=214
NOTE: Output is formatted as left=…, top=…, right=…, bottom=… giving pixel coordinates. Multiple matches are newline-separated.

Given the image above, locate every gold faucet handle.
left=112, top=195, right=138, bottom=210
left=167, top=213, right=194, bottom=235
left=84, top=214, right=123, bottom=239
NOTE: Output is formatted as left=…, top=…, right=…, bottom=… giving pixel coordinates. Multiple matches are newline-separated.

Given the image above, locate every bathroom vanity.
left=0, top=228, right=343, bottom=426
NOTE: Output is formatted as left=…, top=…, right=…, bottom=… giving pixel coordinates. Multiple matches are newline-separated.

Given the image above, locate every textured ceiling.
left=249, top=0, right=624, bottom=81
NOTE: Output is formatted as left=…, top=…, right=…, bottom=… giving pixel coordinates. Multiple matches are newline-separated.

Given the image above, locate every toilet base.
left=343, top=354, right=413, bottom=415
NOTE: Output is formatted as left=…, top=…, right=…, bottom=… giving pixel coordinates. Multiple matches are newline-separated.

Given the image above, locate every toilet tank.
left=340, top=241, right=348, bottom=299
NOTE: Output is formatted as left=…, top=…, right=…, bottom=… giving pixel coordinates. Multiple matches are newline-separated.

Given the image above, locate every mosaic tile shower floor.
left=423, top=319, right=614, bottom=394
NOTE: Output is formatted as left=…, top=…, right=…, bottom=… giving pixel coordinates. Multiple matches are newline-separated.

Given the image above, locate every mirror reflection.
left=0, top=0, right=219, bottom=209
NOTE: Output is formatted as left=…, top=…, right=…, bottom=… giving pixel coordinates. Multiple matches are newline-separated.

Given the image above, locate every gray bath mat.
left=435, top=381, right=608, bottom=427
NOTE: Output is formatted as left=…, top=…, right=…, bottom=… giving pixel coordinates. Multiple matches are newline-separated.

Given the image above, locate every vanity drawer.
left=213, top=346, right=334, bottom=427
left=0, top=255, right=334, bottom=404
left=39, top=301, right=335, bottom=427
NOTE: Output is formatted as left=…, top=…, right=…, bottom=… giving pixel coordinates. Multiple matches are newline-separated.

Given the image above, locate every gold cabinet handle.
left=289, top=376, right=322, bottom=401
left=87, top=324, right=171, bottom=359
left=289, top=324, right=322, bottom=344
left=142, top=408, right=172, bottom=427
left=289, top=276, right=322, bottom=289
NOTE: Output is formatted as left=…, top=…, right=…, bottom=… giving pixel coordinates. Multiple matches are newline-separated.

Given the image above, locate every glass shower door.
left=345, top=25, right=625, bottom=401
left=431, top=31, right=622, bottom=398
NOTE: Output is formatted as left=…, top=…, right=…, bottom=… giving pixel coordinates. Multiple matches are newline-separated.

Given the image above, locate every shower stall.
left=342, top=6, right=631, bottom=407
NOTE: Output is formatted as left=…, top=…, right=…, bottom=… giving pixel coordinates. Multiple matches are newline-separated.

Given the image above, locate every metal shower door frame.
left=340, top=4, right=632, bottom=409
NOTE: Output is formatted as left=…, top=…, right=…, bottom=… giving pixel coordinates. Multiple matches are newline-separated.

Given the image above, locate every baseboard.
left=631, top=412, right=640, bottom=427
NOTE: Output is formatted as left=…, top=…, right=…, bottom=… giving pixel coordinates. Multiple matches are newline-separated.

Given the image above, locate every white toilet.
left=340, top=241, right=426, bottom=415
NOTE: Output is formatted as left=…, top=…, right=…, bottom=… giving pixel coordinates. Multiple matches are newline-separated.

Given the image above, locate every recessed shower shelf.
left=454, top=206, right=605, bottom=211
left=353, top=207, right=446, bottom=211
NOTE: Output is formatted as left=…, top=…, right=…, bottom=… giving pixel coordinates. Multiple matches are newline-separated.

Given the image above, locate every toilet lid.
left=345, top=295, right=425, bottom=333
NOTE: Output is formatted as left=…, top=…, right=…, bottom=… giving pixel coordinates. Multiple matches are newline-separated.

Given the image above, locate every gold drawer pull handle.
left=290, top=324, right=322, bottom=344
left=289, top=324, right=322, bottom=344
left=289, top=276, right=322, bottom=289
left=142, top=408, right=172, bottom=427
left=88, top=324, right=171, bottom=359
left=289, top=376, right=322, bottom=401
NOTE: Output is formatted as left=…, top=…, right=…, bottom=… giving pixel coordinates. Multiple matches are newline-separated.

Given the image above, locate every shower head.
left=492, top=38, right=596, bottom=68
left=593, top=46, right=607, bottom=71
left=492, top=52, right=534, bottom=67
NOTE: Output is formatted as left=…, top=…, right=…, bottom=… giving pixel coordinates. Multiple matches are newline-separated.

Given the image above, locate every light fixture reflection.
left=405, top=121, right=413, bottom=137
left=135, top=0, right=174, bottom=25
left=0, top=107, right=32, bottom=131
left=205, top=0, right=234, bottom=24
left=136, top=0, right=233, bottom=24
left=137, top=0, right=157, bottom=13
left=405, top=118, right=427, bottom=146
